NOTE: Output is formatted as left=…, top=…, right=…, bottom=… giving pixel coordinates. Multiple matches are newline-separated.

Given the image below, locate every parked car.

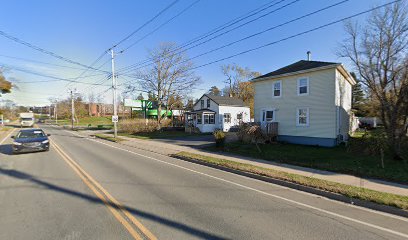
left=12, top=129, right=50, bottom=154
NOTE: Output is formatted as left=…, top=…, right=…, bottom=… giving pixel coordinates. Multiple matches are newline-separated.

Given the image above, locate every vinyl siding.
left=254, top=68, right=337, bottom=139
left=219, top=106, right=250, bottom=132
left=335, top=69, right=353, bottom=140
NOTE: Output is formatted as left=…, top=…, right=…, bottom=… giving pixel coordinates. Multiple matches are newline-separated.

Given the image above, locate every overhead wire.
left=119, top=0, right=201, bottom=53
left=111, top=0, right=180, bottom=49
left=116, top=0, right=291, bottom=73
left=120, top=0, right=401, bottom=87
left=0, top=29, right=108, bottom=72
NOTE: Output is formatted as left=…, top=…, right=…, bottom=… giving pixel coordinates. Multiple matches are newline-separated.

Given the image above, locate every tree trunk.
left=157, top=102, right=162, bottom=130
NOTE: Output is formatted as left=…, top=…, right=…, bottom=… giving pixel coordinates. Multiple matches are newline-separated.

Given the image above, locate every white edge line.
left=59, top=128, right=408, bottom=238
left=63, top=128, right=408, bottom=221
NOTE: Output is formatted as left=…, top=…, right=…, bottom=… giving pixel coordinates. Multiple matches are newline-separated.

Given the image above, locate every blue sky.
left=0, top=0, right=391, bottom=106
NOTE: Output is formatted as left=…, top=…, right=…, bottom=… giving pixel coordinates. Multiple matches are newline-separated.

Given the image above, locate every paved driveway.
left=151, top=134, right=215, bottom=148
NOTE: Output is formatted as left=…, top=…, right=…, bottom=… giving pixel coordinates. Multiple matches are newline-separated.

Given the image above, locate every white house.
left=252, top=60, right=356, bottom=147
left=185, top=94, right=250, bottom=133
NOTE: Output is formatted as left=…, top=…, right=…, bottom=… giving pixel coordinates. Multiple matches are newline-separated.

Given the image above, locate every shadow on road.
left=0, top=167, right=227, bottom=240
left=0, top=144, right=13, bottom=156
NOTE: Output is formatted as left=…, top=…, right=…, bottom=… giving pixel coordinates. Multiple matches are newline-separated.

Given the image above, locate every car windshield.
left=21, top=118, right=33, bottom=121
left=16, top=130, right=46, bottom=139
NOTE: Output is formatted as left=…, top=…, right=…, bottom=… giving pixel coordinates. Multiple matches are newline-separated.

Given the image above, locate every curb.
left=171, top=154, right=408, bottom=218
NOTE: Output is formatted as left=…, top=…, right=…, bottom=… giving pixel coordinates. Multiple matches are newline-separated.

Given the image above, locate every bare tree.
left=339, top=2, right=408, bottom=159
left=221, top=64, right=260, bottom=117
left=128, top=42, right=201, bottom=128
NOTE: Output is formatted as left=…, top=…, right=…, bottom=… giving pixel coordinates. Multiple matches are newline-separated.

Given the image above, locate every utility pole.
left=70, top=90, right=75, bottom=130
left=55, top=101, right=58, bottom=124
left=111, top=49, right=118, bottom=138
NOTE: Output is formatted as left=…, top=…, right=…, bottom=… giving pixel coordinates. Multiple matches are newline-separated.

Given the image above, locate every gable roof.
left=196, top=94, right=246, bottom=107
left=252, top=60, right=340, bottom=81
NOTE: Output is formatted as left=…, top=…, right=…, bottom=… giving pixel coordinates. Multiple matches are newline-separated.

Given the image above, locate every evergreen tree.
left=350, top=72, right=367, bottom=116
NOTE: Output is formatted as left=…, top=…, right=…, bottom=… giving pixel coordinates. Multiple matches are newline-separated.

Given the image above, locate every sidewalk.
left=88, top=132, right=408, bottom=196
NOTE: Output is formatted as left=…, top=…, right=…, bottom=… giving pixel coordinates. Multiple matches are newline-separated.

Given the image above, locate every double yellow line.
left=52, top=141, right=157, bottom=240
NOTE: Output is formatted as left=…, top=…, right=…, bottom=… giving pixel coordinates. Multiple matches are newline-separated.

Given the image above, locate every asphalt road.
left=0, top=125, right=407, bottom=240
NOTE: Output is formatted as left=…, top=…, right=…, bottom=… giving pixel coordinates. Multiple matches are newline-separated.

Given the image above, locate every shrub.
left=118, top=119, right=159, bottom=134
left=213, top=130, right=225, bottom=148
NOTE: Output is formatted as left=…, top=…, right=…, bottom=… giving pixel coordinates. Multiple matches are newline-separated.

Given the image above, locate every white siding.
left=193, top=96, right=220, bottom=132
left=254, top=69, right=337, bottom=139
left=219, top=106, right=250, bottom=132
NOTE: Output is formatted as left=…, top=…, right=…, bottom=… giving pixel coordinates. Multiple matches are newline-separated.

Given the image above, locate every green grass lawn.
left=120, top=131, right=211, bottom=140
left=206, top=141, right=408, bottom=184
left=57, top=117, right=113, bottom=129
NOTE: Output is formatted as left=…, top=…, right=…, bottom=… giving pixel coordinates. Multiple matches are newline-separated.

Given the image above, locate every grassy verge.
left=0, top=126, right=11, bottom=131
left=173, top=151, right=408, bottom=210
left=205, top=141, right=408, bottom=184
left=120, top=131, right=211, bottom=140
left=56, top=117, right=113, bottom=129
left=94, top=134, right=124, bottom=143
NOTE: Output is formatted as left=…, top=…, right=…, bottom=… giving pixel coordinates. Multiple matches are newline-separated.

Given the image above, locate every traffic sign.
left=112, top=115, right=119, bottom=123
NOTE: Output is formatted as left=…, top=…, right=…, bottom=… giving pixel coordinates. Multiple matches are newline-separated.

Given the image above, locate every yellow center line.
left=52, top=140, right=157, bottom=240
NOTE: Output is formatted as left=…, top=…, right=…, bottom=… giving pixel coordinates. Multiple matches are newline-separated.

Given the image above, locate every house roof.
left=252, top=60, right=340, bottom=81
left=203, top=94, right=246, bottom=107
left=189, top=108, right=216, bottom=114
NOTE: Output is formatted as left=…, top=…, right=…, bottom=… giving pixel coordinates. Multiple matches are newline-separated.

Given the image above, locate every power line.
left=190, top=0, right=403, bottom=70
left=116, top=0, right=291, bottom=73
left=0, top=29, right=107, bottom=71
left=111, top=0, right=180, bottom=49
left=175, top=0, right=349, bottom=67
left=0, top=54, right=97, bottom=71
left=121, top=0, right=401, bottom=86
left=1, top=64, right=110, bottom=86
left=79, top=1, right=184, bottom=96
left=119, top=0, right=201, bottom=53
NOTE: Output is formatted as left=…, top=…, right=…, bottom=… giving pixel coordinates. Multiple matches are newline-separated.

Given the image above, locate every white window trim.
left=261, top=108, right=276, bottom=123
left=296, top=107, right=309, bottom=127
left=272, top=80, right=282, bottom=98
left=297, top=77, right=309, bottom=96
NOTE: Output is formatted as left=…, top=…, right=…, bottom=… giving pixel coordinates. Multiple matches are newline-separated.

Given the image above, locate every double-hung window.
left=297, top=77, right=309, bottom=95
left=237, top=113, right=243, bottom=123
left=296, top=108, right=309, bottom=126
left=197, top=114, right=202, bottom=124
left=207, top=99, right=211, bottom=108
left=200, top=100, right=204, bottom=108
left=224, top=113, right=231, bottom=123
left=204, top=114, right=209, bottom=124
left=272, top=81, right=281, bottom=97
left=209, top=114, right=215, bottom=124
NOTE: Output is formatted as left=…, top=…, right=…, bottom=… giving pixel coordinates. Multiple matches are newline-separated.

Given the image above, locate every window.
left=224, top=113, right=231, bottom=123
left=237, top=113, right=243, bottom=123
left=272, top=81, right=281, bottom=97
left=203, top=113, right=215, bottom=124
left=197, top=114, right=202, bottom=124
left=296, top=108, right=309, bottom=126
left=204, top=114, right=209, bottom=124
left=209, top=114, right=215, bottom=124
left=207, top=99, right=210, bottom=108
left=297, top=77, right=309, bottom=95
left=262, top=110, right=275, bottom=122
left=200, top=100, right=204, bottom=108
